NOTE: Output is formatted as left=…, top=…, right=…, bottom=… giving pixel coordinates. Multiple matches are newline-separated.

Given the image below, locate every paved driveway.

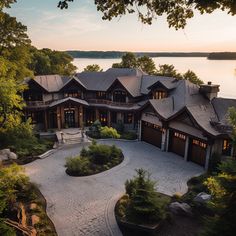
left=25, top=140, right=204, bottom=236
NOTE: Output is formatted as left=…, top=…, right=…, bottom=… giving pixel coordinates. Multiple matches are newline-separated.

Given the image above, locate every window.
left=124, top=113, right=133, bottom=124
left=143, top=121, right=162, bottom=131
left=64, top=91, right=81, bottom=98
left=113, top=90, right=126, bottom=103
left=192, top=139, right=207, bottom=149
left=153, top=91, right=167, bottom=99
left=174, top=132, right=186, bottom=140
left=222, top=139, right=232, bottom=156
left=99, top=111, right=107, bottom=125
left=24, top=91, right=43, bottom=101
left=96, top=91, right=106, bottom=99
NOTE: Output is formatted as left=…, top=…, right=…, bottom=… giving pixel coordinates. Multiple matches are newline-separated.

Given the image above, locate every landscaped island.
left=65, top=141, right=124, bottom=176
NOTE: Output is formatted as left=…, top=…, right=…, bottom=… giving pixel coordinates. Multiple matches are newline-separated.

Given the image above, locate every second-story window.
left=113, top=90, right=126, bottom=103
left=96, top=91, right=106, bottom=99
left=153, top=91, right=167, bottom=99
left=24, top=91, right=43, bottom=101
left=64, top=91, right=81, bottom=98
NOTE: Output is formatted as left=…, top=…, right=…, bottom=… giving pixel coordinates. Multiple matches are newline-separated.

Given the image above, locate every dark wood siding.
left=169, top=130, right=186, bottom=157
left=189, top=138, right=207, bottom=166
left=141, top=121, right=162, bottom=148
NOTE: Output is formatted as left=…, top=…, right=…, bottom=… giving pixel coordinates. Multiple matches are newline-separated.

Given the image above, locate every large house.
left=23, top=68, right=236, bottom=169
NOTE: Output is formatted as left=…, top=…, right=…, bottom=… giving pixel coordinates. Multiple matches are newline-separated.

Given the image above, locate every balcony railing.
left=25, top=101, right=51, bottom=107
left=25, top=98, right=135, bottom=108
left=87, top=99, right=134, bottom=107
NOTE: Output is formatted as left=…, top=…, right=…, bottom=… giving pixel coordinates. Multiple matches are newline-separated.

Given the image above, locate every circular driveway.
left=25, top=140, right=204, bottom=236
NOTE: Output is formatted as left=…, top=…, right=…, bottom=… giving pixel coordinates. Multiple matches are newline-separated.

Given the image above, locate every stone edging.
left=87, top=136, right=139, bottom=142
left=38, top=149, right=57, bottom=159
left=105, top=194, right=123, bottom=236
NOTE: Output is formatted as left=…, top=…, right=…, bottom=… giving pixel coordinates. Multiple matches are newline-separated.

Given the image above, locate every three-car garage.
left=141, top=121, right=208, bottom=167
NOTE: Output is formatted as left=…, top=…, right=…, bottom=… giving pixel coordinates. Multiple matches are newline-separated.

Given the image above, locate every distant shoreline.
left=67, top=51, right=236, bottom=60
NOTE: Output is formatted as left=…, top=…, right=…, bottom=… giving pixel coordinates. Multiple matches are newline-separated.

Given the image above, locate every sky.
left=6, top=0, right=236, bottom=52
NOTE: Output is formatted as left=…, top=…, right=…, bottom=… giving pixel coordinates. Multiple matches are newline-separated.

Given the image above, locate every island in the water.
left=208, top=52, right=236, bottom=60
left=66, top=51, right=236, bottom=60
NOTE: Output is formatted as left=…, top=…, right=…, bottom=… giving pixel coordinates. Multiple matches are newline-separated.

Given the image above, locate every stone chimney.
left=199, top=81, right=220, bottom=101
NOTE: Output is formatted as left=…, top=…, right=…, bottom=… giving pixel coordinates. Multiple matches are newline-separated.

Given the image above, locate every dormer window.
left=64, top=91, right=81, bottom=98
left=96, top=91, right=106, bottom=99
left=113, top=90, right=126, bottom=103
left=153, top=90, right=167, bottom=100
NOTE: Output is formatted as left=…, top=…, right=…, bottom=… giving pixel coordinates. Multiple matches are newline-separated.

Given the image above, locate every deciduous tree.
left=83, top=64, right=103, bottom=72
left=58, top=0, right=236, bottom=30
left=182, top=69, right=204, bottom=85
left=137, top=56, right=156, bottom=74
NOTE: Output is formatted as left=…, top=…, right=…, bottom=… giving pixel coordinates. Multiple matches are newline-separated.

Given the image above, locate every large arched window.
left=113, top=90, right=126, bottom=103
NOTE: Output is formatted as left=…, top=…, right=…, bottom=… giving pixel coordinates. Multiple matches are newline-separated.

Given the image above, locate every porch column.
left=57, top=106, right=61, bottom=130
left=138, top=120, right=142, bottom=141
left=184, top=136, right=190, bottom=161
left=95, top=108, right=99, bottom=121
left=107, top=110, right=111, bottom=127
left=205, top=144, right=212, bottom=170
left=126, top=96, right=129, bottom=103
left=161, top=129, right=167, bottom=152
left=79, top=106, right=83, bottom=128
left=166, top=129, right=170, bottom=152
left=44, top=110, right=48, bottom=131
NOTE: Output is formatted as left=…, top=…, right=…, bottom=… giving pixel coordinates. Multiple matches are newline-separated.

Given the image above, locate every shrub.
left=100, top=126, right=120, bottom=139
left=208, top=152, right=222, bottom=173
left=121, top=131, right=137, bottom=140
left=65, top=156, right=90, bottom=175
left=88, top=143, right=112, bottom=165
left=124, top=169, right=169, bottom=224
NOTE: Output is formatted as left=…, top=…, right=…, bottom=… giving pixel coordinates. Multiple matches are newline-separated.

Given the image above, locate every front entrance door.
left=64, top=109, right=75, bottom=128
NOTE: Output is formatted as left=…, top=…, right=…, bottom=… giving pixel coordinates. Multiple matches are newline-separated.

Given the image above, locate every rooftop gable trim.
left=59, top=77, right=86, bottom=91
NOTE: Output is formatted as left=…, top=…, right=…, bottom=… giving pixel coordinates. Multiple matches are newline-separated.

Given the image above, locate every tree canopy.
left=58, top=0, right=236, bottom=30
left=83, top=64, right=103, bottom=72
left=29, top=47, right=77, bottom=76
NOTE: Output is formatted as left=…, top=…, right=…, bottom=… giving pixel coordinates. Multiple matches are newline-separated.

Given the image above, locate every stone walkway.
left=25, top=140, right=204, bottom=236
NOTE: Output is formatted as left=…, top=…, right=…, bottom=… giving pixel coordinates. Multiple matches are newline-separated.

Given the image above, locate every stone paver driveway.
left=25, top=140, right=204, bottom=236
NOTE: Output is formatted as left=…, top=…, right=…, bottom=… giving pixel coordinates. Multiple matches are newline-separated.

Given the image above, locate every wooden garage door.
left=169, top=130, right=186, bottom=157
left=189, top=139, right=207, bottom=166
left=141, top=121, right=162, bottom=148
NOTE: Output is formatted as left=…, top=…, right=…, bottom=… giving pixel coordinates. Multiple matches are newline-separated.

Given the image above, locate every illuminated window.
left=64, top=91, right=81, bottom=98
left=174, top=132, right=186, bottom=140
left=222, top=139, right=232, bottom=156
left=96, top=91, right=106, bottom=99
left=192, top=139, right=207, bottom=149
left=153, top=91, right=167, bottom=100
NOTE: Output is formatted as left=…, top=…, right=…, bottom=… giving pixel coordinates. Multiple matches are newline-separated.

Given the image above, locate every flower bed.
left=65, top=140, right=124, bottom=176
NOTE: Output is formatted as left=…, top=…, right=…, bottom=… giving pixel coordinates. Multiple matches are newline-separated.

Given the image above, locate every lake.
left=72, top=57, right=236, bottom=99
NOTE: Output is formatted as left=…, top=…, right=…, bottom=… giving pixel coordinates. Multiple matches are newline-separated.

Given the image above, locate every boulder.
left=193, top=192, right=211, bottom=203
left=169, top=202, right=192, bottom=216
left=0, top=149, right=11, bottom=155
left=9, top=152, right=17, bottom=160
left=0, top=154, right=8, bottom=161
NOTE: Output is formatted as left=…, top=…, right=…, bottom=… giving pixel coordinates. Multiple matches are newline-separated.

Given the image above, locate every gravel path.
left=25, top=140, right=204, bottom=236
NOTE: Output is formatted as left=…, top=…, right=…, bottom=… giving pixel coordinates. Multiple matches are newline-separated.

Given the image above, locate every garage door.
left=189, top=139, right=207, bottom=166
left=169, top=130, right=186, bottom=157
left=141, top=121, right=162, bottom=148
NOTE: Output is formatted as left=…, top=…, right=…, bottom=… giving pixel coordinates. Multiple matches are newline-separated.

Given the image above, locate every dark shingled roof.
left=34, top=75, right=70, bottom=92
left=25, top=68, right=236, bottom=137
